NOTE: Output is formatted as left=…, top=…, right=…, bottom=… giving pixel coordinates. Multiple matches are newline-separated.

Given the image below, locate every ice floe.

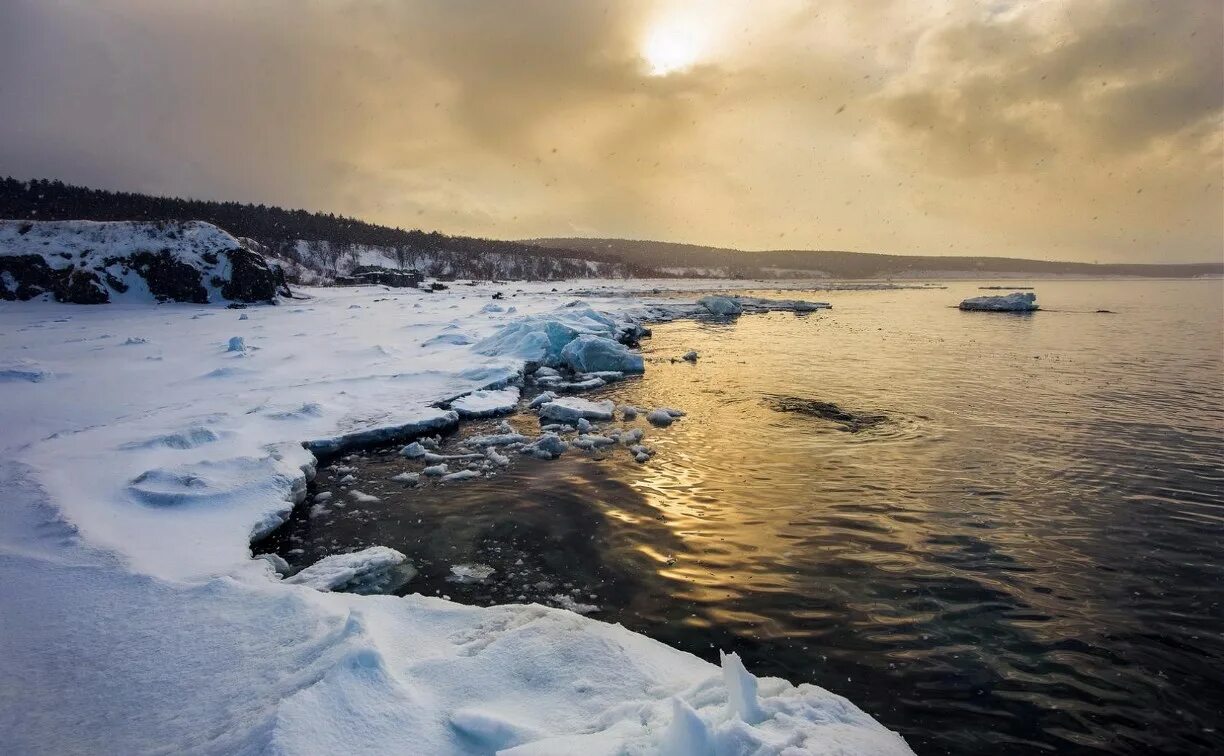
left=283, top=546, right=413, bottom=593
left=538, top=397, right=616, bottom=423
left=958, top=292, right=1039, bottom=311
left=450, top=387, right=521, bottom=418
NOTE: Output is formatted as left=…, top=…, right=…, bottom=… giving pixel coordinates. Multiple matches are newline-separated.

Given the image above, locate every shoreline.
left=0, top=281, right=913, bottom=754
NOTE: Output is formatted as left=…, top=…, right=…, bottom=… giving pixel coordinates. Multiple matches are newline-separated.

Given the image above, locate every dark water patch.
left=765, top=394, right=889, bottom=432
left=265, top=281, right=1224, bottom=756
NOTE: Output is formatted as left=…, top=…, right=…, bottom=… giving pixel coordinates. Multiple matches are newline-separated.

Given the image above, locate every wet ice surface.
left=263, top=280, right=1224, bottom=756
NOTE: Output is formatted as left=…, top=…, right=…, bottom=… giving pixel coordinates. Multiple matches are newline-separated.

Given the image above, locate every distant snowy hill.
left=526, top=237, right=1224, bottom=279
left=0, top=219, right=289, bottom=304
left=0, top=177, right=646, bottom=283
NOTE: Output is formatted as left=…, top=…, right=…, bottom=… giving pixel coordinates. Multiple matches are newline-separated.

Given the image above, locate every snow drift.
left=0, top=219, right=290, bottom=304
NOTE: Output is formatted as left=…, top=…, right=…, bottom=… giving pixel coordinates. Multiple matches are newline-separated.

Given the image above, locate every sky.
left=1, top=0, right=1220, bottom=263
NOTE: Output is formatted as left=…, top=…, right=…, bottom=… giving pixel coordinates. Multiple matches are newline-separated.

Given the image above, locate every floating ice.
left=538, top=397, right=616, bottom=423
left=399, top=442, right=427, bottom=458
left=441, top=470, right=481, bottom=483
left=524, top=433, right=567, bottom=459
left=528, top=391, right=557, bottom=408
left=284, top=546, right=413, bottom=594
left=451, top=387, right=521, bottom=418
left=698, top=295, right=743, bottom=315
left=390, top=472, right=419, bottom=484
left=349, top=490, right=379, bottom=503
left=422, top=463, right=448, bottom=476
left=959, top=292, right=1038, bottom=311
left=463, top=433, right=529, bottom=447
left=449, top=563, right=495, bottom=583
left=560, top=335, right=645, bottom=374
left=647, top=409, right=677, bottom=427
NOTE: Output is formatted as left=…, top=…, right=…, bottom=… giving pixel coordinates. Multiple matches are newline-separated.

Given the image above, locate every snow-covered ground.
left=0, top=281, right=913, bottom=755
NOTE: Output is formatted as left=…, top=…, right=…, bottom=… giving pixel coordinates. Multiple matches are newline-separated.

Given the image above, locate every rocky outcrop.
left=222, top=248, right=291, bottom=301
left=0, top=253, right=57, bottom=301
left=0, top=220, right=291, bottom=305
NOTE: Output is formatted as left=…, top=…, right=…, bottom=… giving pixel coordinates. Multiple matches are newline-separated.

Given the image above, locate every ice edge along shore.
left=0, top=275, right=912, bottom=754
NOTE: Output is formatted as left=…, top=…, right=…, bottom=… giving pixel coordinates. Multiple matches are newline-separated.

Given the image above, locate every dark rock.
left=55, top=269, right=110, bottom=304
left=130, top=251, right=209, bottom=303
left=0, top=254, right=57, bottom=300
left=220, top=248, right=282, bottom=302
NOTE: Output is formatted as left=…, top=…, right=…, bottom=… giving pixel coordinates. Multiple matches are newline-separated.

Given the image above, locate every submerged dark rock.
left=765, top=395, right=888, bottom=432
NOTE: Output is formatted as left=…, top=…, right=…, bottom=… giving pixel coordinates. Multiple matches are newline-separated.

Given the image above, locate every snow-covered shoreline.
left=0, top=281, right=912, bottom=754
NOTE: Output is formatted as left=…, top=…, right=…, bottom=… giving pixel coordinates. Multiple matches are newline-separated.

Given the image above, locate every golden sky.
left=2, top=0, right=1221, bottom=262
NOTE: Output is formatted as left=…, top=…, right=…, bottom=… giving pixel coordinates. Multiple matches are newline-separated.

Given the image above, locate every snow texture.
left=0, top=280, right=912, bottom=756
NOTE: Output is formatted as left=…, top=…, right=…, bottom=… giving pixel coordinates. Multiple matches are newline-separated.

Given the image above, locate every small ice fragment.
left=349, top=490, right=380, bottom=503
left=528, top=391, right=557, bottom=409
left=441, top=470, right=480, bottom=483
left=313, top=491, right=334, bottom=502
left=399, top=442, right=427, bottom=458
left=449, top=563, right=495, bottom=583
left=422, top=463, right=449, bottom=476
left=390, top=472, right=419, bottom=484
left=620, top=405, right=639, bottom=420
left=576, top=418, right=592, bottom=433
left=255, top=553, right=290, bottom=576
left=662, top=698, right=713, bottom=755
left=227, top=336, right=245, bottom=352
left=525, top=434, right=567, bottom=460
left=720, top=651, right=766, bottom=724
left=698, top=296, right=743, bottom=316
left=647, top=409, right=676, bottom=427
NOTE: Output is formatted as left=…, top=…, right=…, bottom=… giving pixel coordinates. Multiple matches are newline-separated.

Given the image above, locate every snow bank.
left=0, top=220, right=289, bottom=304
left=958, top=292, right=1038, bottom=311
left=0, top=282, right=912, bottom=755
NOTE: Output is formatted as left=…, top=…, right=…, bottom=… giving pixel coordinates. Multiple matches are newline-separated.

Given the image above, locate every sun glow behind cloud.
left=642, top=20, right=702, bottom=75
left=0, top=0, right=1219, bottom=263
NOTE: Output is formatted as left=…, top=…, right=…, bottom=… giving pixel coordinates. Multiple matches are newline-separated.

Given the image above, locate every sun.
left=642, top=22, right=701, bottom=76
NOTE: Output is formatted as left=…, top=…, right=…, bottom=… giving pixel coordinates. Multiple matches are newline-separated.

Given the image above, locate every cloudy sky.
left=1, top=0, right=1220, bottom=262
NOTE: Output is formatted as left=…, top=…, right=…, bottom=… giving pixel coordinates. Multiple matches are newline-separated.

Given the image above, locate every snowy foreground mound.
left=0, top=219, right=290, bottom=304
left=0, top=283, right=910, bottom=755
left=958, top=291, right=1038, bottom=311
